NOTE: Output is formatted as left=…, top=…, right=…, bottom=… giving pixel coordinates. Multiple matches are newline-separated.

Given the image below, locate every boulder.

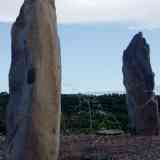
left=96, top=129, right=124, bottom=136
left=6, top=0, right=61, bottom=159
left=122, top=32, right=159, bottom=135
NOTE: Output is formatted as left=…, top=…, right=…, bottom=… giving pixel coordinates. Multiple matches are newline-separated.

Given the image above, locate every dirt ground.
left=1, top=135, right=160, bottom=160
left=58, top=135, right=160, bottom=160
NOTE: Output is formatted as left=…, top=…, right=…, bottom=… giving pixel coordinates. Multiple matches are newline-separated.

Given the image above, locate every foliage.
left=0, top=92, right=129, bottom=135
left=61, top=93, right=129, bottom=134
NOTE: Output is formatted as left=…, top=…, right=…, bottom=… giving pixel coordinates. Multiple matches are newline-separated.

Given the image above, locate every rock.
left=96, top=129, right=124, bottom=136
left=6, top=0, right=61, bottom=160
left=0, top=136, right=5, bottom=160
left=122, top=32, right=159, bottom=135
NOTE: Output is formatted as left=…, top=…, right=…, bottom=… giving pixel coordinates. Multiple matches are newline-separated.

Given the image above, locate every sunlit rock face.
left=6, top=0, right=61, bottom=159
left=122, top=32, right=159, bottom=135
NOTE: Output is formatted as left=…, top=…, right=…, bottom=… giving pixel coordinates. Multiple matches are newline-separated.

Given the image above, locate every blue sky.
left=0, top=0, right=160, bottom=94
left=1, top=22, right=160, bottom=94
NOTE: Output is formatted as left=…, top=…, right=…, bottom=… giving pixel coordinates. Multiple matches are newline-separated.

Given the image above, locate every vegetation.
left=0, top=92, right=129, bottom=135
left=61, top=94, right=128, bottom=134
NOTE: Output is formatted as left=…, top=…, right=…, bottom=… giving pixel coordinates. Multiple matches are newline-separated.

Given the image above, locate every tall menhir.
left=122, top=32, right=159, bottom=135
left=6, top=0, right=61, bottom=160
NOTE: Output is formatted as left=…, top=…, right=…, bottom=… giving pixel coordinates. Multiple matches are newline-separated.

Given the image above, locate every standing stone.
left=122, top=32, right=159, bottom=135
left=6, top=0, right=61, bottom=160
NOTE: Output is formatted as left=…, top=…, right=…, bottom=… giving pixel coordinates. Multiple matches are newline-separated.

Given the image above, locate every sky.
left=0, top=0, right=160, bottom=28
left=0, top=0, right=160, bottom=94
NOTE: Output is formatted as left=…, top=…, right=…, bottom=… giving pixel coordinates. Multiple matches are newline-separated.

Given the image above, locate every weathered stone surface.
left=122, top=32, right=159, bottom=135
left=6, top=0, right=61, bottom=160
left=96, top=129, right=124, bottom=136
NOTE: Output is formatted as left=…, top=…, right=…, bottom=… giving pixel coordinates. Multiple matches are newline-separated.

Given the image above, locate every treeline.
left=0, top=92, right=129, bottom=135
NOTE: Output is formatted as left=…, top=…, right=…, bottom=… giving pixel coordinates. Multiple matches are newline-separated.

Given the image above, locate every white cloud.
left=0, top=0, right=160, bottom=28
left=0, top=0, right=23, bottom=22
